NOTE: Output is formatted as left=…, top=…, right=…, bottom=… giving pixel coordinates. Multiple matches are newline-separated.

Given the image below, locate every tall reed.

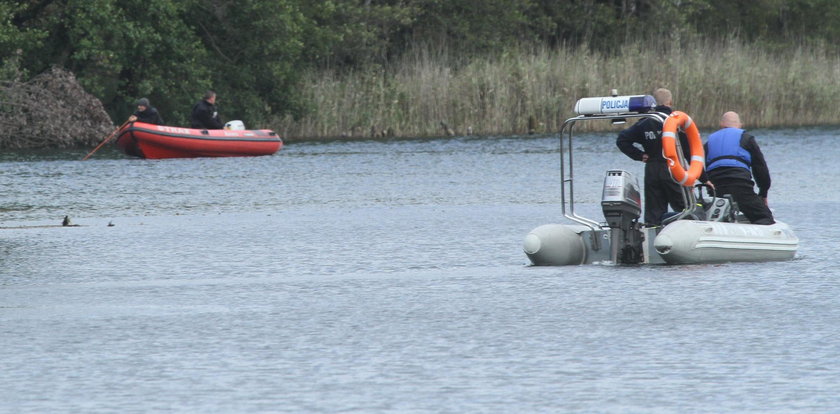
left=273, top=38, right=840, bottom=140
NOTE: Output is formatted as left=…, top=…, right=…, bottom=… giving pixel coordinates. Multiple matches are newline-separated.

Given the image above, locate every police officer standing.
left=705, top=111, right=774, bottom=225
left=616, top=88, right=691, bottom=226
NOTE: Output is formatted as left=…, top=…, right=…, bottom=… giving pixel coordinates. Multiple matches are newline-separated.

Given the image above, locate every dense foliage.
left=2, top=0, right=839, bottom=128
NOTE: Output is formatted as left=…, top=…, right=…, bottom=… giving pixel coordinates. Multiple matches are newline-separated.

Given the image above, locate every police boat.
left=523, top=94, right=798, bottom=266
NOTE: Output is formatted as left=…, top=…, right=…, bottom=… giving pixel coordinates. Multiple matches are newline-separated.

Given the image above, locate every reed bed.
left=274, top=39, right=840, bottom=140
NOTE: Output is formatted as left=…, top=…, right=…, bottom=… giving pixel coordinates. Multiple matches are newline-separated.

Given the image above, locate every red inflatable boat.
left=115, top=122, right=283, bottom=159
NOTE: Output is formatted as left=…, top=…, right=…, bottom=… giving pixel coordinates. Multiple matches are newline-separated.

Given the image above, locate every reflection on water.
left=1, top=130, right=839, bottom=413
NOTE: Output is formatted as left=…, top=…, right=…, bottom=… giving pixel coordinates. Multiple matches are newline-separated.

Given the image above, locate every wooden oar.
left=82, top=120, right=130, bottom=161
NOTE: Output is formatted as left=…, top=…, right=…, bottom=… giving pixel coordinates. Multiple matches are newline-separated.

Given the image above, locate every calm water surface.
left=1, top=129, right=839, bottom=413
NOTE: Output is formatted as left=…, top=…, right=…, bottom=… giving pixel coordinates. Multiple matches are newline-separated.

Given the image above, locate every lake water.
left=1, top=129, right=839, bottom=413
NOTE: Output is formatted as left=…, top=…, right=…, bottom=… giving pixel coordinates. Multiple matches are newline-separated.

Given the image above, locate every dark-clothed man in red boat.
left=128, top=97, right=164, bottom=125
left=190, top=90, right=223, bottom=129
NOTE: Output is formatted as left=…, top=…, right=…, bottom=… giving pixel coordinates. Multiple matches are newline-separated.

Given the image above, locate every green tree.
left=0, top=1, right=46, bottom=80
left=406, top=0, right=537, bottom=54
left=9, top=0, right=210, bottom=124
left=108, top=0, right=212, bottom=124
left=299, top=0, right=417, bottom=68
left=185, top=0, right=310, bottom=124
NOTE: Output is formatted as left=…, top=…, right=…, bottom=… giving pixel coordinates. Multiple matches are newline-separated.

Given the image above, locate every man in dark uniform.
left=705, top=111, right=775, bottom=225
left=128, top=97, right=164, bottom=124
left=616, top=88, right=691, bottom=226
left=190, top=90, right=223, bottom=129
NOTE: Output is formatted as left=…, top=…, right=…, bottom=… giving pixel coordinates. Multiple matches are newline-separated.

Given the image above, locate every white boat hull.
left=524, top=220, right=798, bottom=266
left=653, top=220, right=798, bottom=264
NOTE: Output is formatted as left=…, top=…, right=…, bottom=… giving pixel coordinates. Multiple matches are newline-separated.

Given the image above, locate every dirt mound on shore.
left=0, top=67, right=114, bottom=149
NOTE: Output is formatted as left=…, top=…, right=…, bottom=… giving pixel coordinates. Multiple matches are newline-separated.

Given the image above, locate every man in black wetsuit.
left=128, top=97, right=164, bottom=125
left=190, top=90, right=223, bottom=129
left=616, top=88, right=691, bottom=226
left=705, top=111, right=775, bottom=224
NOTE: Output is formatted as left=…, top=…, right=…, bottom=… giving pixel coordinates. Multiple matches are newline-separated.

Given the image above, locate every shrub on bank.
left=0, top=68, right=113, bottom=149
left=275, top=39, right=840, bottom=140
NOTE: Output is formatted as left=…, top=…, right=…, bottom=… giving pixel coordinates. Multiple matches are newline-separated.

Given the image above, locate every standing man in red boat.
left=190, top=90, right=223, bottom=129
left=128, top=97, right=164, bottom=125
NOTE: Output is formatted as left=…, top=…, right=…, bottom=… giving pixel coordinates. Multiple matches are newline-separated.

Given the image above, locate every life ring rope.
left=661, top=111, right=704, bottom=186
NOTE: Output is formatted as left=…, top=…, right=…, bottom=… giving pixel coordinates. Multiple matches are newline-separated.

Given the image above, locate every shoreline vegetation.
left=275, top=39, right=840, bottom=141
left=2, top=41, right=839, bottom=148
left=5, top=0, right=840, bottom=148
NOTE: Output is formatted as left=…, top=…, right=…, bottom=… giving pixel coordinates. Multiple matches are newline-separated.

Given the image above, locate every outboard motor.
left=224, top=120, right=246, bottom=131
left=601, top=170, right=644, bottom=264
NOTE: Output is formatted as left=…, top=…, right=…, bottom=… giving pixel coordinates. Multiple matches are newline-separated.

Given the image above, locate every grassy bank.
left=273, top=39, right=840, bottom=140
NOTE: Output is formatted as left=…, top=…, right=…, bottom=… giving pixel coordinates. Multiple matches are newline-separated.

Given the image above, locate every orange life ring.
left=661, top=111, right=704, bottom=186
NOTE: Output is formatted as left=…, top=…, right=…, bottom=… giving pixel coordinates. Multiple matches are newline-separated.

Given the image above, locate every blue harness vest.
left=706, top=128, right=751, bottom=171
